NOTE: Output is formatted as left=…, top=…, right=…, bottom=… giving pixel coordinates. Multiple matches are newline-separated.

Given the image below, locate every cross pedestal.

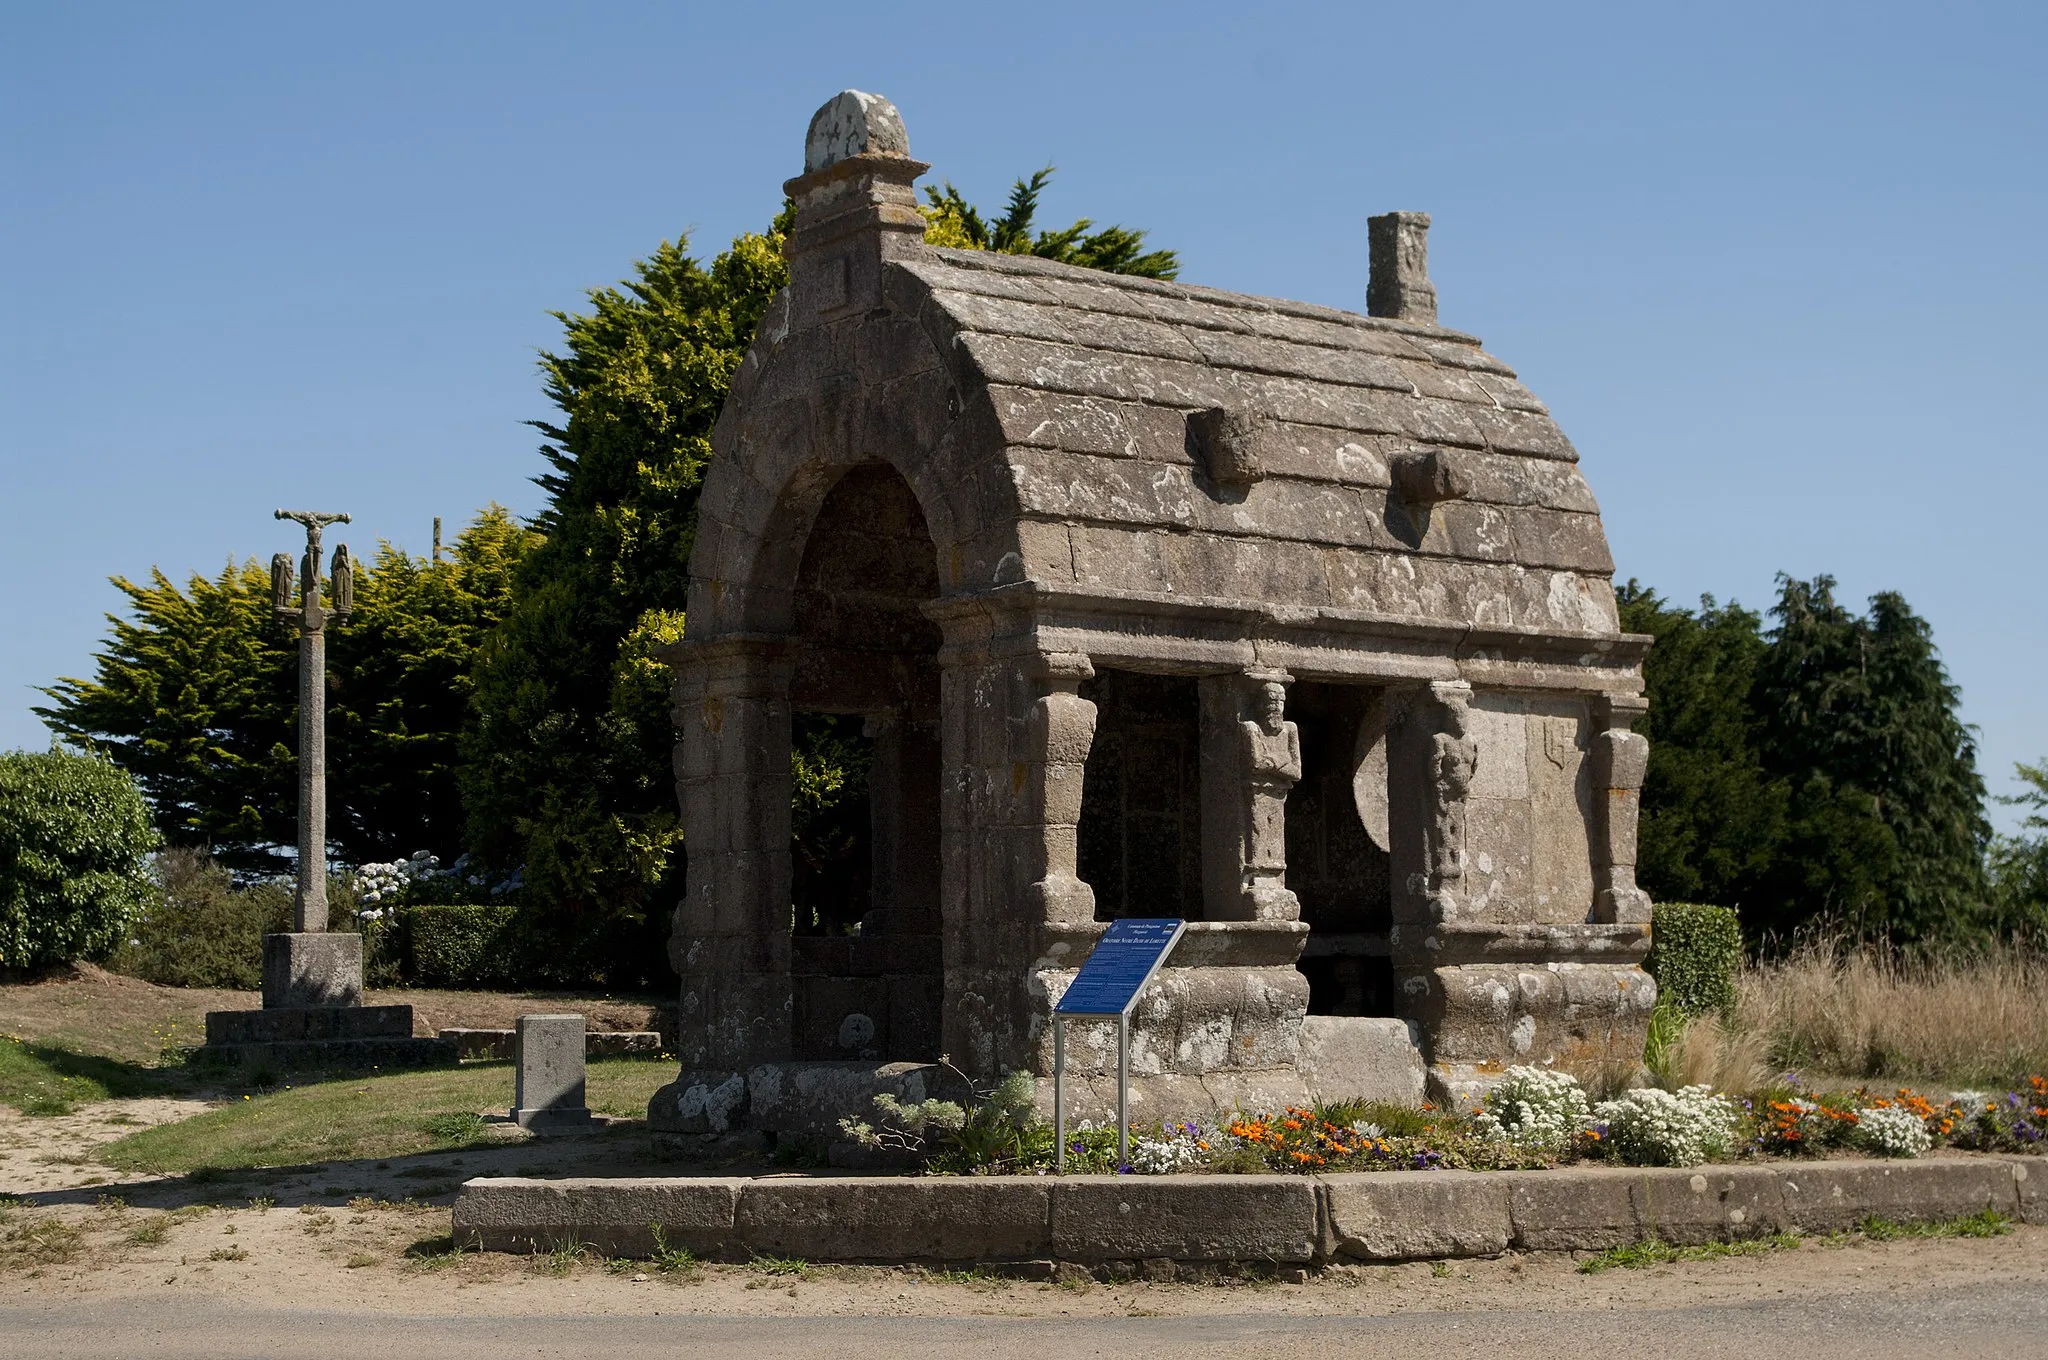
left=198, top=509, right=454, bottom=1073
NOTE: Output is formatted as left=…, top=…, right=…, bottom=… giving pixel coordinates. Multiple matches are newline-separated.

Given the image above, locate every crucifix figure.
left=272, top=509, right=353, bottom=933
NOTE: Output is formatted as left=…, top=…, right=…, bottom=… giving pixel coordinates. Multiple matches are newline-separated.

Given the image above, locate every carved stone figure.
left=1423, top=682, right=1477, bottom=923
left=1240, top=678, right=1303, bottom=918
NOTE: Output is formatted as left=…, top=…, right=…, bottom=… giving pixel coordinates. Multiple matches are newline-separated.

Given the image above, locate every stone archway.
left=784, top=462, right=945, bottom=1061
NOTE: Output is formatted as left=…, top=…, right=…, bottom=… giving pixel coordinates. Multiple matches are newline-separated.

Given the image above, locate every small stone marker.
left=512, top=1014, right=593, bottom=1133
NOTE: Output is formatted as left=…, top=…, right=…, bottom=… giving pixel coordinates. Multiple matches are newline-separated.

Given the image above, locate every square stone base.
left=512, top=1105, right=596, bottom=1134
left=199, top=1002, right=458, bottom=1070
left=262, top=932, right=363, bottom=1008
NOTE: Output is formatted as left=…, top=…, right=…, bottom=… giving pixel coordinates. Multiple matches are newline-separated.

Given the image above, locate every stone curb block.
left=454, top=1156, right=2037, bottom=1265
left=1323, top=1170, right=1509, bottom=1260
left=736, top=1178, right=1052, bottom=1262
left=1052, top=1176, right=1318, bottom=1263
left=1629, top=1165, right=1789, bottom=1245
left=2012, top=1160, right=2041, bottom=1225
left=1507, top=1164, right=1642, bottom=1251
left=453, top=1177, right=743, bottom=1256
left=1772, top=1159, right=2017, bottom=1233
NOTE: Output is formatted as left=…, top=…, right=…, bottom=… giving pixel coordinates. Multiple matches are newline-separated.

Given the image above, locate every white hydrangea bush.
left=1594, top=1085, right=1738, bottom=1167
left=1473, top=1066, right=1591, bottom=1152
left=353, top=850, right=440, bottom=920
left=1854, top=1104, right=1933, bottom=1158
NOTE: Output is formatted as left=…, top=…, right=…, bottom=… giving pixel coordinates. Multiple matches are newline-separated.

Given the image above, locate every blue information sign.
left=1054, top=918, right=1186, bottom=1017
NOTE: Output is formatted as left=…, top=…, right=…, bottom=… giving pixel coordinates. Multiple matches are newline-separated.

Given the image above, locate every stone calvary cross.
left=192, top=512, right=456, bottom=1068
left=264, top=508, right=360, bottom=1006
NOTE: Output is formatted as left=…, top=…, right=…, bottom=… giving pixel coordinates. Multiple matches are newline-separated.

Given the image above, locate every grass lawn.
left=95, top=1057, right=676, bottom=1174
left=0, top=1033, right=173, bottom=1115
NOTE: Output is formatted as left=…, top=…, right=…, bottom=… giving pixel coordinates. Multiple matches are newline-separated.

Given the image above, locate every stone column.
left=1591, top=693, right=1653, bottom=924
left=670, top=636, right=797, bottom=1070
left=1018, top=651, right=1098, bottom=931
left=934, top=633, right=1100, bottom=1079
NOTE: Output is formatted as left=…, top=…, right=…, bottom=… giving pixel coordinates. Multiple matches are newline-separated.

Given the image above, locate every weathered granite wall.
left=657, top=89, right=1656, bottom=1127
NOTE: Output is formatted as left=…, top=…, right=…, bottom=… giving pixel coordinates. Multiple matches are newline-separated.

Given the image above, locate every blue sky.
left=4, top=2, right=2043, bottom=830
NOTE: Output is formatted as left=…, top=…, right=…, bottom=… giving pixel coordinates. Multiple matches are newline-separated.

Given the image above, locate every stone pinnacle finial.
left=1367, top=212, right=1438, bottom=324
left=804, top=90, right=910, bottom=175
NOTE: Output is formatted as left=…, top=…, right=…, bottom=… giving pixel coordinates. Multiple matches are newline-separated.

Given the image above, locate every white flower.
left=1348, top=1121, right=1385, bottom=1139
left=1594, top=1085, right=1738, bottom=1167
left=1129, top=1121, right=1207, bottom=1174
left=1854, top=1105, right=1933, bottom=1159
left=1475, top=1067, right=1590, bottom=1153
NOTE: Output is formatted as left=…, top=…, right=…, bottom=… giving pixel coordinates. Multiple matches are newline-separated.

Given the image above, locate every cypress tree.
left=37, top=508, right=532, bottom=869
left=1750, top=575, right=1988, bottom=943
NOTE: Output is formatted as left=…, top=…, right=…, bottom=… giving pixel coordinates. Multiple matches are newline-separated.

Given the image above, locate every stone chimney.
left=782, top=91, right=930, bottom=326
left=1367, top=211, right=1437, bottom=324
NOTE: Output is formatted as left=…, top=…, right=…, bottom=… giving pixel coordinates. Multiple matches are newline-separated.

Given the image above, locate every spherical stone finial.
left=804, top=90, right=909, bottom=174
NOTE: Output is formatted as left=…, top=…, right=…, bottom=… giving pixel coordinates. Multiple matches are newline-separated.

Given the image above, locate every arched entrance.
left=784, top=463, right=944, bottom=1061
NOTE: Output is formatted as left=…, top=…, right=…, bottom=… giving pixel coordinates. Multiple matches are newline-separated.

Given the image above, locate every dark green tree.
left=1616, top=583, right=1788, bottom=908
left=328, top=505, right=540, bottom=862
left=1754, top=576, right=1989, bottom=943
left=458, top=229, right=786, bottom=923
left=36, top=560, right=296, bottom=867
left=1621, top=575, right=1991, bottom=947
left=37, top=508, right=533, bottom=869
left=464, top=177, right=1180, bottom=925
left=1987, top=758, right=2048, bottom=939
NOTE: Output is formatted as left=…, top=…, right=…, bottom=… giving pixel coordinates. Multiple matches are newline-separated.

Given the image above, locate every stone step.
left=437, top=1029, right=663, bottom=1062
left=205, top=1004, right=416, bottom=1046
left=197, top=1034, right=458, bottom=1071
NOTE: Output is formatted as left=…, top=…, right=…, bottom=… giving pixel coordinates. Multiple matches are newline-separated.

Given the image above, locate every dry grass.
left=1651, top=1012, right=1777, bottom=1097
left=1733, top=942, right=2048, bottom=1088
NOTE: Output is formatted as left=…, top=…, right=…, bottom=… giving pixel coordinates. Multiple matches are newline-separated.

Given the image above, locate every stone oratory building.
left=652, top=92, right=1656, bottom=1144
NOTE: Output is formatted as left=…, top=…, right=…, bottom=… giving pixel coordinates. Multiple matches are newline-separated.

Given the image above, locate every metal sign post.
left=1052, top=918, right=1186, bottom=1172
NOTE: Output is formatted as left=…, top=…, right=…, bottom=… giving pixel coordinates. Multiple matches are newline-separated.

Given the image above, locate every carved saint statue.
left=1239, top=679, right=1302, bottom=915
left=1424, top=688, right=1478, bottom=921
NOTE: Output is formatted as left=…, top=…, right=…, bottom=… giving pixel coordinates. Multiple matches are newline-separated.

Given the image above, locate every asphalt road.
left=8, top=1283, right=2048, bottom=1360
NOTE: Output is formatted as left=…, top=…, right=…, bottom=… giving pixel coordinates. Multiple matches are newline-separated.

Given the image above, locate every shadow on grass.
left=14, top=1114, right=744, bottom=1216
left=0, top=1038, right=180, bottom=1114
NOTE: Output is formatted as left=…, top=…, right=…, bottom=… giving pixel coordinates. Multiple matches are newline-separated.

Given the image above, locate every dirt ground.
left=3, top=1083, right=2043, bottom=1323
left=3, top=1178, right=2043, bottom=1323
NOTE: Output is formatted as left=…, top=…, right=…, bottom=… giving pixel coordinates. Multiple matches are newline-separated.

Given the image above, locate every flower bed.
left=840, top=1070, right=2048, bottom=1177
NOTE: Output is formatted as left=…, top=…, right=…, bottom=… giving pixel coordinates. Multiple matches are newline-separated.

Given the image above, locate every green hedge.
left=402, top=903, right=522, bottom=989
left=1645, top=901, right=1742, bottom=1019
